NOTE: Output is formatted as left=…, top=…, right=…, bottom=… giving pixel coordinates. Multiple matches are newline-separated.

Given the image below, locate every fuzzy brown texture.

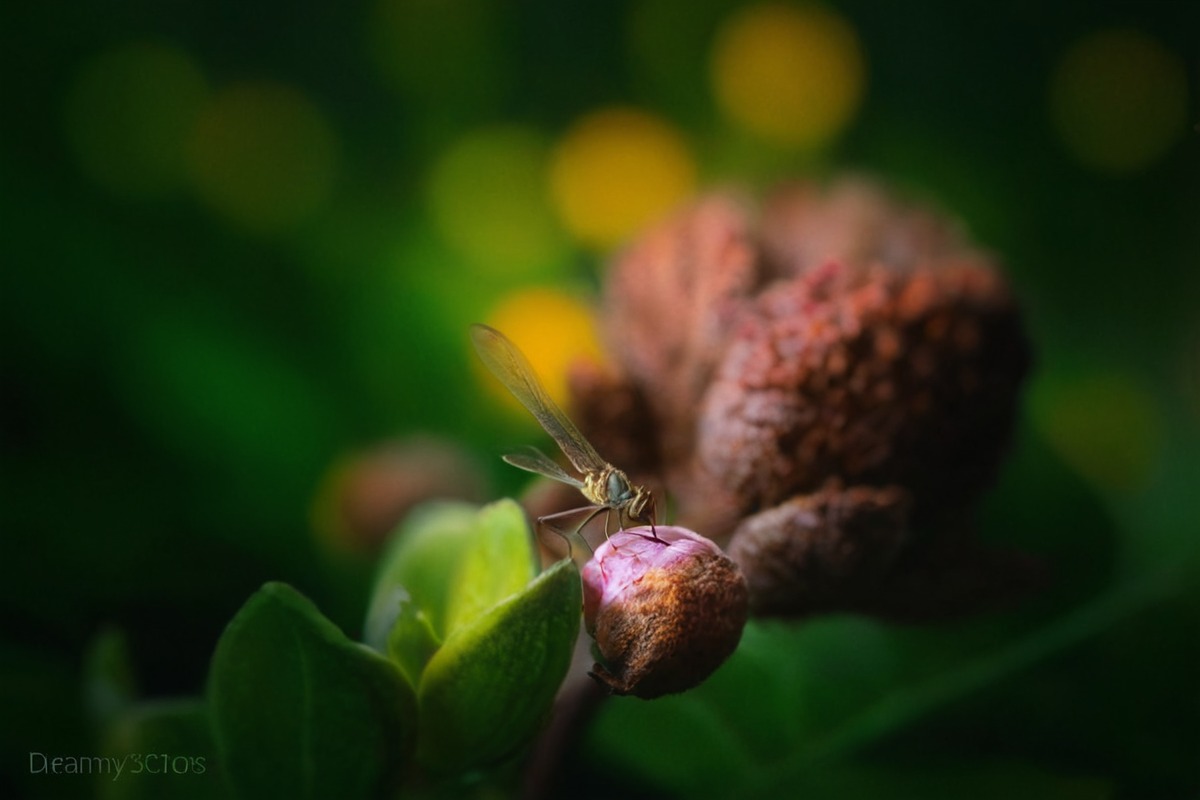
left=698, top=258, right=1029, bottom=528
left=564, top=360, right=661, bottom=480
left=598, top=194, right=762, bottom=479
left=563, top=177, right=1038, bottom=621
left=588, top=551, right=749, bottom=699
left=726, top=483, right=912, bottom=616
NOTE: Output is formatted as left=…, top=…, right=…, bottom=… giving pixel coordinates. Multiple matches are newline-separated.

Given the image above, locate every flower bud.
left=581, top=526, right=748, bottom=699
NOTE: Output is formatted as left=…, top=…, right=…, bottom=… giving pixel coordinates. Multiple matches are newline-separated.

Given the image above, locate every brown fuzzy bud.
left=726, top=484, right=911, bottom=617
left=565, top=359, right=661, bottom=479
left=312, top=437, right=488, bottom=555
left=698, top=258, right=1029, bottom=526
left=581, top=526, right=748, bottom=699
left=598, top=194, right=762, bottom=477
left=563, top=177, right=1039, bottom=621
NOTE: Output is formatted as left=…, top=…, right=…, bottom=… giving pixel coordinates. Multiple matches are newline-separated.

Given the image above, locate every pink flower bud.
left=581, top=526, right=748, bottom=699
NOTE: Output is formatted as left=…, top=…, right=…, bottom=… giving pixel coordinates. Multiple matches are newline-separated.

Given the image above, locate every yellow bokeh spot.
left=549, top=107, right=696, bottom=250
left=1049, top=29, right=1188, bottom=174
left=711, top=2, right=865, bottom=150
left=1030, top=371, right=1164, bottom=492
left=477, top=288, right=604, bottom=415
left=64, top=41, right=209, bottom=198
left=186, top=82, right=339, bottom=234
left=427, top=125, right=568, bottom=276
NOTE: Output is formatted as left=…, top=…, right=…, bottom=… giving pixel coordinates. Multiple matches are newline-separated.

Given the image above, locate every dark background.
left=2, top=1, right=1197, bottom=797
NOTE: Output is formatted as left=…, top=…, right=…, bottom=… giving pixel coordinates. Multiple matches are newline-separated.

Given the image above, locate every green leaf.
left=98, top=698, right=223, bottom=800
left=386, top=598, right=441, bottom=689
left=208, top=582, right=416, bottom=799
left=366, top=499, right=537, bottom=690
left=442, top=498, right=536, bottom=637
left=417, top=558, right=581, bottom=773
left=363, top=501, right=480, bottom=650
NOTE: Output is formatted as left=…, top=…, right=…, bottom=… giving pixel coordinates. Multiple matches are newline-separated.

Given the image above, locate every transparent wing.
left=502, top=446, right=585, bottom=488
left=470, top=323, right=607, bottom=474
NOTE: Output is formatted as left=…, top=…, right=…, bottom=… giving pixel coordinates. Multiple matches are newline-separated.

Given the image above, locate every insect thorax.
left=583, top=466, right=629, bottom=506
left=583, top=467, right=653, bottom=525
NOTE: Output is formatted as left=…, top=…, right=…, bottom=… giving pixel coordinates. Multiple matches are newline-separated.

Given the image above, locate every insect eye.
left=607, top=472, right=627, bottom=500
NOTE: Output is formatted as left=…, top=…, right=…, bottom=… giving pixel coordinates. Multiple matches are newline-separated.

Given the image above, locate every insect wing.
left=470, top=323, right=608, bottom=475
left=502, top=446, right=585, bottom=488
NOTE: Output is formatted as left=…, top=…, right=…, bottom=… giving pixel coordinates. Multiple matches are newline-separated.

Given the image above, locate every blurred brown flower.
left=567, top=177, right=1040, bottom=621
left=313, top=436, right=489, bottom=556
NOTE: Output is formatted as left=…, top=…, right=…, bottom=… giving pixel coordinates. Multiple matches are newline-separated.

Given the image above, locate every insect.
left=469, top=323, right=658, bottom=542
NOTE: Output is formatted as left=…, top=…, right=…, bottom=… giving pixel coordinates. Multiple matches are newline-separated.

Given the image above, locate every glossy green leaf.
left=98, top=698, right=224, bottom=800
left=363, top=501, right=479, bottom=651
left=442, top=498, right=536, bottom=636
left=386, top=597, right=441, bottom=689
left=417, top=558, right=581, bottom=773
left=208, top=582, right=416, bottom=799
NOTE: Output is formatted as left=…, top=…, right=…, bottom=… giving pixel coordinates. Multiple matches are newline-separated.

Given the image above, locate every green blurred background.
left=2, top=1, right=1197, bottom=798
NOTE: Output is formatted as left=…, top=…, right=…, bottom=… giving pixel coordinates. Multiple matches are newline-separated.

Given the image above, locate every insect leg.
left=641, top=494, right=664, bottom=543
left=538, top=505, right=606, bottom=562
